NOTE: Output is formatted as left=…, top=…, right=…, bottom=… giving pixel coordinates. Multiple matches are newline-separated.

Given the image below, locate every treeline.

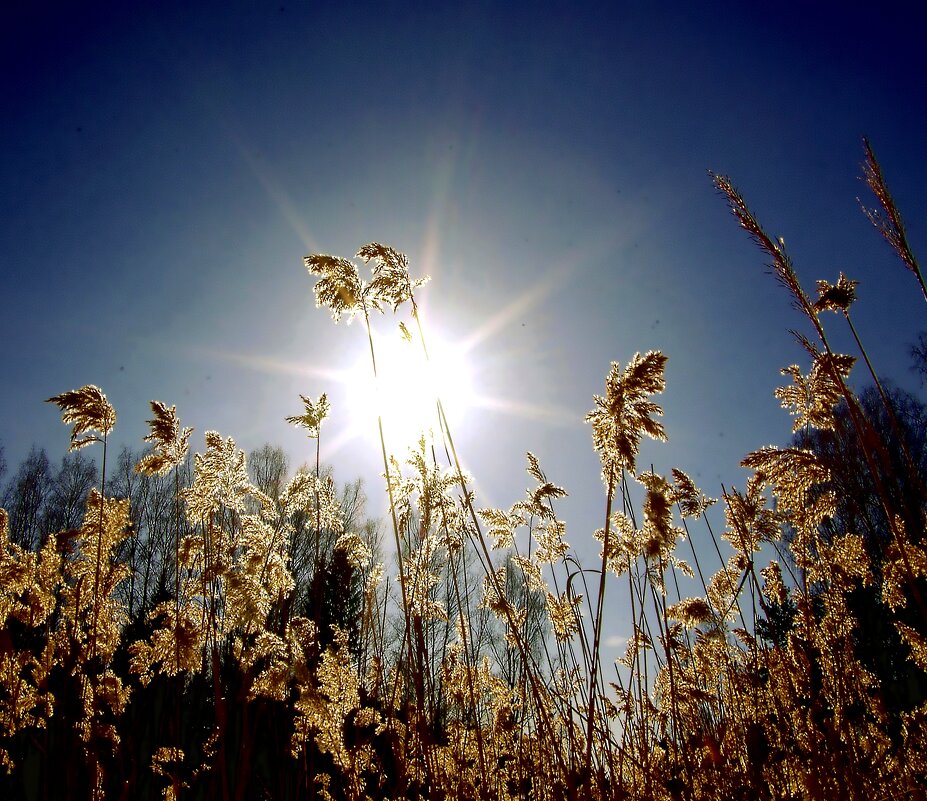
left=1, top=446, right=98, bottom=553
left=0, top=442, right=375, bottom=628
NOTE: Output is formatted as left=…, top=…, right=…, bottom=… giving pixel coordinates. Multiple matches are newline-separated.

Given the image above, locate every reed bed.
left=1, top=141, right=925, bottom=800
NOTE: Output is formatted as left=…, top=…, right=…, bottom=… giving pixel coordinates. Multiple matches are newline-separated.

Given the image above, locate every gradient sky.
left=2, top=1, right=926, bottom=654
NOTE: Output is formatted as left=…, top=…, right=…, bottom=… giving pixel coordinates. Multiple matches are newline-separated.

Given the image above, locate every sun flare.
left=346, top=326, right=474, bottom=452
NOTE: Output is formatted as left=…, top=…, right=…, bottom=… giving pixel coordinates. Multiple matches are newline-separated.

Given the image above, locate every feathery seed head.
left=356, top=242, right=429, bottom=312
left=813, top=273, right=858, bottom=314
left=775, top=349, right=854, bottom=432
left=667, top=597, right=714, bottom=627
left=304, top=253, right=371, bottom=322
left=46, top=385, right=116, bottom=450
left=286, top=393, right=330, bottom=438
left=712, top=172, right=815, bottom=317
left=585, top=351, right=668, bottom=479
left=761, top=562, right=788, bottom=606
left=478, top=506, right=519, bottom=550
left=671, top=468, right=716, bottom=518
left=638, top=471, right=680, bottom=561
left=183, top=431, right=253, bottom=521
left=861, top=138, right=921, bottom=278
left=546, top=591, right=582, bottom=641
left=535, top=518, right=569, bottom=564
left=136, top=400, right=192, bottom=475
left=334, top=532, right=372, bottom=571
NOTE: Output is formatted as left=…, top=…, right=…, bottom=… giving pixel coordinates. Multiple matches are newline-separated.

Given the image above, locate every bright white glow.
left=346, top=327, right=474, bottom=453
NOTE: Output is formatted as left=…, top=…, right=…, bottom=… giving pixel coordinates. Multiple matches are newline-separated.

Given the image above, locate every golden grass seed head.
left=304, top=253, right=370, bottom=322
left=813, top=272, right=859, bottom=314
left=667, top=597, right=714, bottom=627
left=776, top=333, right=854, bottom=433
left=356, top=241, right=429, bottom=312
left=285, top=393, right=330, bottom=438
left=545, top=591, right=582, bottom=641
left=586, top=352, right=668, bottom=479
left=334, top=532, right=372, bottom=571
left=671, top=468, right=717, bottom=518
left=46, top=384, right=116, bottom=450
left=137, top=400, right=192, bottom=475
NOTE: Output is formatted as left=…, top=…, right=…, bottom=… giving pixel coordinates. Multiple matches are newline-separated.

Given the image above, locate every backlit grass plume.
left=585, top=350, right=668, bottom=478
left=304, top=254, right=375, bottom=322
left=584, top=351, right=668, bottom=772
left=136, top=401, right=192, bottom=475
left=286, top=393, right=330, bottom=439
left=712, top=172, right=823, bottom=331
left=813, top=272, right=859, bottom=315
left=671, top=467, right=717, bottom=518
left=862, top=137, right=927, bottom=303
left=46, top=385, right=116, bottom=451
left=776, top=351, right=855, bottom=432
left=65, top=488, right=133, bottom=682
left=183, top=430, right=255, bottom=519
left=356, top=241, right=429, bottom=312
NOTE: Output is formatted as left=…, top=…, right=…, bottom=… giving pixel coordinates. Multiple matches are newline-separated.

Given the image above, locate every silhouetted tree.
left=2, top=446, right=52, bottom=549
left=44, top=451, right=98, bottom=534
left=795, top=383, right=926, bottom=551
left=309, top=547, right=363, bottom=654
left=107, top=445, right=191, bottom=619
left=249, top=443, right=289, bottom=501
left=911, top=331, right=927, bottom=386
left=791, top=383, right=927, bottom=714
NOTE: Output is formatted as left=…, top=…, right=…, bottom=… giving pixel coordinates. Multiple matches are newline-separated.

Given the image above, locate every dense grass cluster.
left=1, top=142, right=926, bottom=800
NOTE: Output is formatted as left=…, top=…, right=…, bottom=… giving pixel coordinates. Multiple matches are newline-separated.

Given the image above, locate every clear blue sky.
left=2, top=1, right=925, bottom=652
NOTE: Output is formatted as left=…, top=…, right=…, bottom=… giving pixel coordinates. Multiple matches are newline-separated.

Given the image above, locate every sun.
left=345, top=325, right=475, bottom=453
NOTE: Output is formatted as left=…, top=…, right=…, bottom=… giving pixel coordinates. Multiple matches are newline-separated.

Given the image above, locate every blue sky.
left=2, top=1, right=926, bottom=651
